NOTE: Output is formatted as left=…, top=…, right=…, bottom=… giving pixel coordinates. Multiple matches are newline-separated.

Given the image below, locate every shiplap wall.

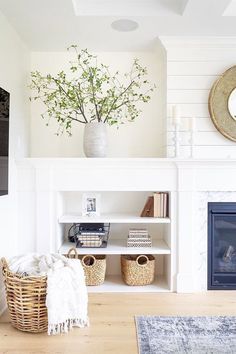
left=161, top=37, right=236, bottom=158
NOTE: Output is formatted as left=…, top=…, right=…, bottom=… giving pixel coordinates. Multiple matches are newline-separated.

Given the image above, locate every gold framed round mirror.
left=209, top=65, right=236, bottom=142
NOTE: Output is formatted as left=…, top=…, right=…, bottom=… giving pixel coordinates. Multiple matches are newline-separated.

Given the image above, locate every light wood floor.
left=1, top=292, right=236, bottom=354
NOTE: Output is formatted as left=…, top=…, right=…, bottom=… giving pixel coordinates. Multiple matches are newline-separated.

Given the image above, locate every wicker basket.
left=121, top=254, right=155, bottom=286
left=1, top=258, right=48, bottom=333
left=66, top=248, right=106, bottom=286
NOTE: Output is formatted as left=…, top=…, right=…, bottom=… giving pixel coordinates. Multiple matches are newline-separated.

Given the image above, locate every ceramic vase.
left=83, top=122, right=108, bottom=158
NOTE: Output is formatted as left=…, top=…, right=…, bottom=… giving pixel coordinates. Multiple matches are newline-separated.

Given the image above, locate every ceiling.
left=0, top=0, right=236, bottom=51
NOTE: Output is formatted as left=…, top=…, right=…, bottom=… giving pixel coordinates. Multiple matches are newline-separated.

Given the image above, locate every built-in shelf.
left=58, top=193, right=172, bottom=293
left=86, top=275, right=170, bottom=293
left=60, top=239, right=171, bottom=255
left=59, top=213, right=171, bottom=224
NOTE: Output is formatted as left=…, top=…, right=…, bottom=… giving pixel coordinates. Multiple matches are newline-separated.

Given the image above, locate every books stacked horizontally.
left=127, top=228, right=152, bottom=248
left=76, top=223, right=109, bottom=248
left=77, top=232, right=103, bottom=247
left=140, top=192, right=169, bottom=218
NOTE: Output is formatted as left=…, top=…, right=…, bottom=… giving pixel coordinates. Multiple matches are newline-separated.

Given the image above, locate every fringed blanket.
left=8, top=253, right=89, bottom=335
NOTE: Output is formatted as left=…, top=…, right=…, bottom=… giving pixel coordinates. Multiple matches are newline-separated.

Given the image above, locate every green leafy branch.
left=29, top=45, right=156, bottom=135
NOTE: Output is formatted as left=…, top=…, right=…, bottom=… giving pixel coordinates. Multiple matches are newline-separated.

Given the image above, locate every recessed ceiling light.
left=111, top=19, right=139, bottom=32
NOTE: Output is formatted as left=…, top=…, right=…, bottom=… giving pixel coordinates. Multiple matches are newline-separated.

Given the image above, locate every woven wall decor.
left=209, top=66, right=236, bottom=142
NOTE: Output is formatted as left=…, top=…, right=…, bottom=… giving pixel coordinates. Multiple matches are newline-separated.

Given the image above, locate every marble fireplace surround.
left=195, top=192, right=236, bottom=291
left=16, top=158, right=236, bottom=293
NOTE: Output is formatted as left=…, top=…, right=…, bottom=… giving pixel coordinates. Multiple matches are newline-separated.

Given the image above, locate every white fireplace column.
left=175, top=163, right=196, bottom=292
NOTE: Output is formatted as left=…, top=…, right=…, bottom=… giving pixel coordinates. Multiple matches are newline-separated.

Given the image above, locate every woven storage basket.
left=121, top=254, right=155, bottom=286
left=66, top=248, right=106, bottom=286
left=1, top=258, right=48, bottom=333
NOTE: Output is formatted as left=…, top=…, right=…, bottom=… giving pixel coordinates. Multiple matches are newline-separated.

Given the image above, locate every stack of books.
left=127, top=228, right=152, bottom=248
left=153, top=192, right=168, bottom=218
left=140, top=192, right=169, bottom=218
left=77, top=232, right=103, bottom=247
left=76, top=223, right=106, bottom=248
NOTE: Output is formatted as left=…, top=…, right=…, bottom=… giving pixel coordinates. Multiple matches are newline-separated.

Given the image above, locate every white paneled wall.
left=0, top=10, right=30, bottom=315
left=161, top=37, right=236, bottom=158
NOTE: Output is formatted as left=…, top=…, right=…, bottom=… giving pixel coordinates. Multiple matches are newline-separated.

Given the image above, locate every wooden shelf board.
left=60, top=239, right=171, bottom=255
left=59, top=213, right=171, bottom=224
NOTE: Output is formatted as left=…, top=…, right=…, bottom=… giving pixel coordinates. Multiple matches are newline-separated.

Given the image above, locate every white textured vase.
left=83, top=122, right=108, bottom=158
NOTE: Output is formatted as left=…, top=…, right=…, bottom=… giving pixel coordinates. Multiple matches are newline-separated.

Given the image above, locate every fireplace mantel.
left=17, top=157, right=236, bottom=192
left=16, top=158, right=236, bottom=293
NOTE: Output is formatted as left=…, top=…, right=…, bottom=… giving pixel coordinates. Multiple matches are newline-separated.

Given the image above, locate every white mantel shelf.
left=16, top=157, right=236, bottom=168
left=17, top=157, right=236, bottom=193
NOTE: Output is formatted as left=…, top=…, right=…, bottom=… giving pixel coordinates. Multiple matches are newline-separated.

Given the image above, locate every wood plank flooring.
left=1, top=292, right=236, bottom=354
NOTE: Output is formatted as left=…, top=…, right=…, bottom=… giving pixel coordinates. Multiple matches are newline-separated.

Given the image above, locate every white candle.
left=189, top=117, right=196, bottom=158
left=189, top=117, right=196, bottom=132
left=172, top=105, right=181, bottom=127
left=171, top=105, right=181, bottom=157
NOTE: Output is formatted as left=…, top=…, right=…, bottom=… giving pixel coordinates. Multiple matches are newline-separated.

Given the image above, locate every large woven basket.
left=1, top=258, right=48, bottom=333
left=66, top=248, right=106, bottom=286
left=121, top=254, right=155, bottom=286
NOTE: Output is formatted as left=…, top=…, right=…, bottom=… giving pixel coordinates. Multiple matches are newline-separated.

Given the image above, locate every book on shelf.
left=128, top=234, right=149, bottom=239
left=78, top=235, right=101, bottom=241
left=129, top=228, right=148, bottom=233
left=128, top=228, right=149, bottom=238
left=128, top=237, right=151, bottom=242
left=140, top=196, right=154, bottom=217
left=127, top=228, right=152, bottom=247
left=79, top=231, right=105, bottom=236
left=141, top=192, right=169, bottom=218
left=78, top=240, right=102, bottom=247
left=127, top=238, right=152, bottom=248
left=127, top=243, right=152, bottom=248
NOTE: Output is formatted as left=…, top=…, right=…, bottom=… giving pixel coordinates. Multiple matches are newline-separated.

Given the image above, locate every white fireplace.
left=16, top=158, right=236, bottom=293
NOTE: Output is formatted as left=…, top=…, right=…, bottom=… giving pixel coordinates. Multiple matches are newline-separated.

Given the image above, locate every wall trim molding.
left=159, top=36, right=236, bottom=49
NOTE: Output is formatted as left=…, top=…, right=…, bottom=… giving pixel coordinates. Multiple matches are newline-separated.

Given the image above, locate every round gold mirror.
left=228, top=87, right=236, bottom=121
left=209, top=66, right=236, bottom=141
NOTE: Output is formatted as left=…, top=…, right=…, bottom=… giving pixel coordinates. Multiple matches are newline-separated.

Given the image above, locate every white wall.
left=161, top=37, right=236, bottom=158
left=30, top=46, right=166, bottom=158
left=0, top=10, right=30, bottom=314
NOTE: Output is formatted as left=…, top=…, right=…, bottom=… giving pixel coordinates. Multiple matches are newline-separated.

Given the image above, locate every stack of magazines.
left=127, top=228, right=152, bottom=248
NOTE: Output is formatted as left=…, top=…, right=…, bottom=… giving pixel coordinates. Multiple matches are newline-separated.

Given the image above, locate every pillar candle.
left=172, top=105, right=181, bottom=127
left=189, top=117, right=196, bottom=132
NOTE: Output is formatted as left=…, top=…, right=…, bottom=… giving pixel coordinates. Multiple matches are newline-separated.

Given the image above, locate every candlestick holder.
left=190, top=130, right=194, bottom=158
left=189, top=117, right=196, bottom=158
left=174, top=124, right=181, bottom=158
left=171, top=105, right=182, bottom=158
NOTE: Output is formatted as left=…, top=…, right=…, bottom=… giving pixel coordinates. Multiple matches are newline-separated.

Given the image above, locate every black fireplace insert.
left=208, top=202, right=236, bottom=290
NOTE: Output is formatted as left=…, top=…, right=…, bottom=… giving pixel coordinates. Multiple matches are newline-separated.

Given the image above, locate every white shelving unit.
left=57, top=191, right=174, bottom=293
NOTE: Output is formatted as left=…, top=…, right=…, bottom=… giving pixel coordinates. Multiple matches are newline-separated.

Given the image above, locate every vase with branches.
left=30, top=45, right=155, bottom=157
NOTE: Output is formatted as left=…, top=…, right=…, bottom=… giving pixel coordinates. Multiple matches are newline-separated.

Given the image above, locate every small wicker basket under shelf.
left=1, top=258, right=48, bottom=333
left=66, top=248, right=106, bottom=286
left=121, top=254, right=155, bottom=286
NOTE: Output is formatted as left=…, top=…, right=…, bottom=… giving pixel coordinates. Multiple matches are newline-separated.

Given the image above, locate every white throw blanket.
left=8, top=253, right=89, bottom=335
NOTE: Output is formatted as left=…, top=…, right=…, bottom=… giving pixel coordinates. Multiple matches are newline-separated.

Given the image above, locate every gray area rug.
left=135, top=316, right=236, bottom=354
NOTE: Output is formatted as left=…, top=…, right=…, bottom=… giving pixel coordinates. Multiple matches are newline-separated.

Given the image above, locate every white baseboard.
left=0, top=286, right=7, bottom=317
